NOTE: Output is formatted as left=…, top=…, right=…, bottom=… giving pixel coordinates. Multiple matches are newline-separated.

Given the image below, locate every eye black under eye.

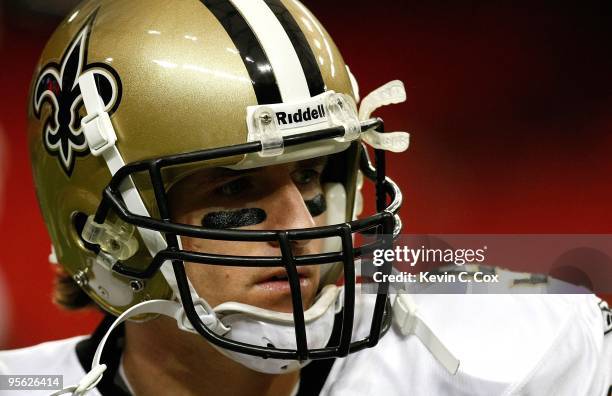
left=305, top=194, right=327, bottom=217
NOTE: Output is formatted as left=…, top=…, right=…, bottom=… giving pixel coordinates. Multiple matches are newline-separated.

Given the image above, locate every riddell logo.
left=275, top=104, right=326, bottom=126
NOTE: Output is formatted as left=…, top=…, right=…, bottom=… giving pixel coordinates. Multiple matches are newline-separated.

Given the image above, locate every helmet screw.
left=97, top=285, right=109, bottom=299
left=109, top=239, right=121, bottom=252
left=73, top=270, right=89, bottom=287
left=130, top=279, right=145, bottom=292
left=260, top=112, right=273, bottom=124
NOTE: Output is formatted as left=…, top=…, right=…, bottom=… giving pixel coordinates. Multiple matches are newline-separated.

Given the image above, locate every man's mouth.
left=254, top=268, right=312, bottom=292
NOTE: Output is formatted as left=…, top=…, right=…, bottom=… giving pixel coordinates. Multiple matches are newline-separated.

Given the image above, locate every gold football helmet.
left=28, top=0, right=408, bottom=379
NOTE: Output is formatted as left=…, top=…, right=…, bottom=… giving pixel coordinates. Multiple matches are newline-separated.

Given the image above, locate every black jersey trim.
left=75, top=316, right=131, bottom=396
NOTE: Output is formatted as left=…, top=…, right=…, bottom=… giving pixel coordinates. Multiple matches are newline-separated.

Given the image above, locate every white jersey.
left=323, top=293, right=612, bottom=396
left=0, top=336, right=101, bottom=396
left=1, top=294, right=610, bottom=396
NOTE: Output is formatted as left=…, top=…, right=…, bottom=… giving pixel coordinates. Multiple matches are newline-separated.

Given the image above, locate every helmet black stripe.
left=262, top=0, right=326, bottom=97
left=201, top=0, right=283, bottom=105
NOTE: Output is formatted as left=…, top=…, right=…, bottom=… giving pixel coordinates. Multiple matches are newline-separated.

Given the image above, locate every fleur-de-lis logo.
left=33, top=12, right=121, bottom=176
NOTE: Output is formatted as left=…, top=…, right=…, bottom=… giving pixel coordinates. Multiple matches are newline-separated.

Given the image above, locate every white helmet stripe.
left=230, top=0, right=311, bottom=102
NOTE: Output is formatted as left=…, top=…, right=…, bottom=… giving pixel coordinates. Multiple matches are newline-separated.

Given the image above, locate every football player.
left=0, top=1, right=610, bottom=395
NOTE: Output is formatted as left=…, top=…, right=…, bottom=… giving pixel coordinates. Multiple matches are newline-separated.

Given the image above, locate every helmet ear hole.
left=72, top=211, right=100, bottom=254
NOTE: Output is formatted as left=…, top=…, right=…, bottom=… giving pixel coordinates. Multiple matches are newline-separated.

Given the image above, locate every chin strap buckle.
left=49, top=364, right=106, bottom=396
left=79, top=72, right=117, bottom=156
left=175, top=298, right=231, bottom=335
left=393, top=294, right=460, bottom=375
left=74, top=364, right=107, bottom=395
left=81, top=111, right=116, bottom=156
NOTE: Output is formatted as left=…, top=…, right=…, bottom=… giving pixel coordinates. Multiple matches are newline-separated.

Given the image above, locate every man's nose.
left=266, top=181, right=318, bottom=250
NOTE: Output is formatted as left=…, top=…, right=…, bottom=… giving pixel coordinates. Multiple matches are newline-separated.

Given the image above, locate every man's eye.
left=292, top=169, right=320, bottom=185
left=217, top=178, right=249, bottom=196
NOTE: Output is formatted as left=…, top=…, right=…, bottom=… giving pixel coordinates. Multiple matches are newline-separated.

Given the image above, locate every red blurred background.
left=0, top=0, right=611, bottom=349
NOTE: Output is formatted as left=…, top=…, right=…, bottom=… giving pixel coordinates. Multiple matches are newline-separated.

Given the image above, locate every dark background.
left=0, top=0, right=610, bottom=349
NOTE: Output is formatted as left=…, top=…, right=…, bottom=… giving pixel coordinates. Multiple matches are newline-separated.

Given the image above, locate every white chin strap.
left=213, top=285, right=342, bottom=373
left=53, top=285, right=343, bottom=395
left=393, top=294, right=460, bottom=375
